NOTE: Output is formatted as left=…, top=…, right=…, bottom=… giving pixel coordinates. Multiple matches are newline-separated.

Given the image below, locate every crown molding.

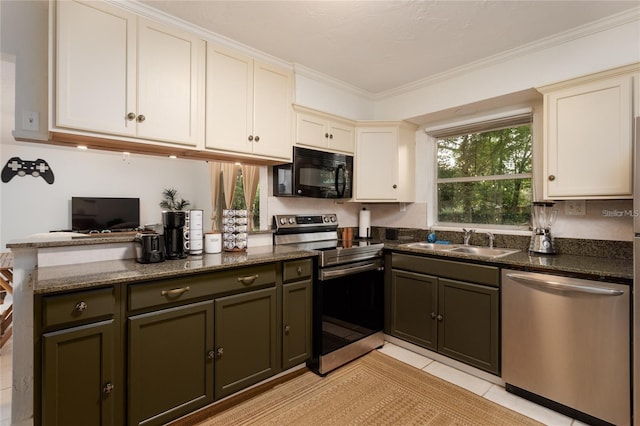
left=106, top=0, right=293, bottom=70
left=374, top=6, right=640, bottom=100
left=292, top=64, right=375, bottom=100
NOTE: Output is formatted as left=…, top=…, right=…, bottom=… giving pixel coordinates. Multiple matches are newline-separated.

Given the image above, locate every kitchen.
left=1, top=1, right=639, bottom=425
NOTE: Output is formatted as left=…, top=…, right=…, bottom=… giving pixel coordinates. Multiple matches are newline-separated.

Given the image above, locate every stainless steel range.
left=273, top=214, right=385, bottom=375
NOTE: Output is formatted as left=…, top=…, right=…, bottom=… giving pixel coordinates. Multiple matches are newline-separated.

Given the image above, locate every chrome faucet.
left=462, top=228, right=475, bottom=245
left=487, top=232, right=494, bottom=249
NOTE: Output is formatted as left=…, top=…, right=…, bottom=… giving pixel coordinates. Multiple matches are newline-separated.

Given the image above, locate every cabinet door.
left=296, top=112, right=329, bottom=150
left=128, top=301, right=214, bottom=426
left=389, top=270, right=437, bottom=350
left=252, top=60, right=293, bottom=159
left=437, top=279, right=499, bottom=375
left=214, top=287, right=278, bottom=399
left=42, top=320, right=118, bottom=426
left=282, top=280, right=312, bottom=370
left=56, top=0, right=137, bottom=136
left=544, top=74, right=633, bottom=198
left=206, top=45, right=254, bottom=154
left=137, top=19, right=204, bottom=146
left=355, top=127, right=399, bottom=201
left=328, top=121, right=355, bottom=154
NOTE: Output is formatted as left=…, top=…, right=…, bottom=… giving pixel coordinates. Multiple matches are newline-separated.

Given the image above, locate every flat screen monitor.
left=72, top=197, right=140, bottom=233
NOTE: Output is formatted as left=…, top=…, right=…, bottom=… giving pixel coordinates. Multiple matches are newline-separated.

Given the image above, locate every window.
left=433, top=114, right=532, bottom=227
left=231, top=168, right=260, bottom=229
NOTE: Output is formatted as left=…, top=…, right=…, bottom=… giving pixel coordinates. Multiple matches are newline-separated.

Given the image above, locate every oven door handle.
left=320, top=260, right=383, bottom=281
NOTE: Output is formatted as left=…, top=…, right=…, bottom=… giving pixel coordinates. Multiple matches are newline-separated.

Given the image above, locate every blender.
left=529, top=202, right=558, bottom=254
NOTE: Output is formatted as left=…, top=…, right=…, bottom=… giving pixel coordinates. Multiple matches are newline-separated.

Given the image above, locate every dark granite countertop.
left=386, top=242, right=632, bottom=283
left=34, top=245, right=316, bottom=294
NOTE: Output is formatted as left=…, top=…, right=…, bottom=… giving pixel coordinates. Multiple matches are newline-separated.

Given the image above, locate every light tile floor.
left=0, top=330, right=590, bottom=426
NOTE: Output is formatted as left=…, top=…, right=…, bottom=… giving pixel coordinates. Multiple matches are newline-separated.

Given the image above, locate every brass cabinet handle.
left=216, top=347, right=224, bottom=359
left=126, top=112, right=136, bottom=121
left=161, top=286, right=190, bottom=297
left=237, top=274, right=259, bottom=285
left=296, top=266, right=303, bottom=275
left=430, top=312, right=436, bottom=319
left=325, top=133, right=329, bottom=138
left=392, top=184, right=397, bottom=189
left=329, top=134, right=333, bottom=139
left=436, top=314, right=443, bottom=321
left=254, top=135, right=260, bottom=142
left=284, top=325, right=291, bottom=335
left=75, top=301, right=88, bottom=312
left=248, top=135, right=254, bottom=141
left=207, top=350, right=215, bottom=360
left=548, top=175, right=556, bottom=181
left=136, top=114, right=146, bottom=123
left=103, top=382, right=114, bottom=394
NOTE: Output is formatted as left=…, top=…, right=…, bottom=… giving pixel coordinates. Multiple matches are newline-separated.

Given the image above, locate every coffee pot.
left=529, top=202, right=558, bottom=254
left=163, top=211, right=187, bottom=259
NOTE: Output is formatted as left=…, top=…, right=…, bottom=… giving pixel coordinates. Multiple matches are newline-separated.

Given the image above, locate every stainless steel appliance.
left=633, top=115, right=640, bottom=426
left=273, top=214, right=384, bottom=375
left=502, top=269, right=630, bottom=425
left=273, top=147, right=353, bottom=198
left=162, top=211, right=187, bottom=259
left=529, top=201, right=558, bottom=254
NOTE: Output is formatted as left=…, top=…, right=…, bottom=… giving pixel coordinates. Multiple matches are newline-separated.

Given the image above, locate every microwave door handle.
left=335, top=165, right=346, bottom=197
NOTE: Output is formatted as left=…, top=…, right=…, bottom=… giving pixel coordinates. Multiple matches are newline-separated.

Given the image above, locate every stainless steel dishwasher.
left=502, top=269, right=631, bottom=426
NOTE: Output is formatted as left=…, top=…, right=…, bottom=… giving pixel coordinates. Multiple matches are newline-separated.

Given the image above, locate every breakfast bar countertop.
left=33, top=245, right=316, bottom=294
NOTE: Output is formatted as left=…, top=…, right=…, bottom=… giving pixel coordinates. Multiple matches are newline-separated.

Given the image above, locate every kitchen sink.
left=399, top=242, right=519, bottom=259
left=445, top=246, right=520, bottom=258
left=401, top=242, right=456, bottom=251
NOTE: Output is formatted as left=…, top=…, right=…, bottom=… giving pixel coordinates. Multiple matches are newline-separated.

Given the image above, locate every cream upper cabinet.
left=540, top=65, right=638, bottom=199
left=354, top=122, right=417, bottom=202
left=206, top=44, right=293, bottom=161
left=55, top=0, right=205, bottom=147
left=294, top=106, right=355, bottom=154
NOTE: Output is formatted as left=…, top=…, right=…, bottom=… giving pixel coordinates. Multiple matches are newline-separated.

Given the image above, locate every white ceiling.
left=140, top=0, right=639, bottom=95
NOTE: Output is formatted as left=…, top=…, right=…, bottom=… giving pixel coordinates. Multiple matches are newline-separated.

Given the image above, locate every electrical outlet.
left=565, top=200, right=586, bottom=216
left=22, top=111, right=39, bottom=131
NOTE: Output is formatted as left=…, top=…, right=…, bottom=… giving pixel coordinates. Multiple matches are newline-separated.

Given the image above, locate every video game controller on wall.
left=1, top=157, right=55, bottom=184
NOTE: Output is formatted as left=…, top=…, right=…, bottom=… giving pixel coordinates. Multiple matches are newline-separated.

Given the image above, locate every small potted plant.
left=159, top=188, right=190, bottom=211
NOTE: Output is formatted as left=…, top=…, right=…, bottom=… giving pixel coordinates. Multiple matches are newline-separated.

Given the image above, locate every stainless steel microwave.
left=273, top=147, right=353, bottom=198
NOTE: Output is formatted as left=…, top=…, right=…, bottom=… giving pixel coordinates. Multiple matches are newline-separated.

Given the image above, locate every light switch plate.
left=565, top=200, right=586, bottom=216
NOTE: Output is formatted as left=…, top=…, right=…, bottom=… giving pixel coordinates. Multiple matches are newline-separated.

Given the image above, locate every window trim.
left=428, top=110, right=533, bottom=230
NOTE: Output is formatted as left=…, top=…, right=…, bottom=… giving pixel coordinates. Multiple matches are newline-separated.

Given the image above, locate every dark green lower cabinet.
left=282, top=279, right=312, bottom=369
left=389, top=267, right=500, bottom=375
left=214, top=287, right=278, bottom=399
left=128, top=301, right=214, bottom=426
left=438, top=278, right=499, bottom=375
left=42, top=320, right=117, bottom=426
left=389, top=270, right=437, bottom=350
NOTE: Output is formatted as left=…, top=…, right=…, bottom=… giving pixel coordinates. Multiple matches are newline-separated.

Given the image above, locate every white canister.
left=204, top=232, right=222, bottom=254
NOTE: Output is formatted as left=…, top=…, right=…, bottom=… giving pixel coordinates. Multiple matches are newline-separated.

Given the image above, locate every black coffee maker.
left=163, top=211, right=187, bottom=259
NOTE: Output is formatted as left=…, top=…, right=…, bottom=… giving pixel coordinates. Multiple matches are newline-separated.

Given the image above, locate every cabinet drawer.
left=128, top=264, right=277, bottom=311
left=391, top=254, right=499, bottom=287
left=42, top=287, right=115, bottom=329
left=283, top=259, right=313, bottom=283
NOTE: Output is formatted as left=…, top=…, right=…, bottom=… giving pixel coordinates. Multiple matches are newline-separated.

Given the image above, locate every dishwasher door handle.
left=506, top=273, right=625, bottom=296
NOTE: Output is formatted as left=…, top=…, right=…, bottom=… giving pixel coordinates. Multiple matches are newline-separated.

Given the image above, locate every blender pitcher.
left=529, top=202, right=558, bottom=254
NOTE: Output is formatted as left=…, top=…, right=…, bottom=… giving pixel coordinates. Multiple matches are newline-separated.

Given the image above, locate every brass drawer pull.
left=161, top=286, right=190, bottom=297
left=237, top=274, right=259, bottom=285
left=75, top=301, right=88, bottom=312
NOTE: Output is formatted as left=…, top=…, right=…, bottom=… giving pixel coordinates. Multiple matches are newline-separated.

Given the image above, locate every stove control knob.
left=323, top=217, right=329, bottom=223
left=288, top=217, right=295, bottom=224
left=330, top=216, right=336, bottom=223
left=279, top=218, right=286, bottom=225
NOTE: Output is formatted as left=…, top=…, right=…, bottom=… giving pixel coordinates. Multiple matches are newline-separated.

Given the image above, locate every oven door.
left=316, top=259, right=384, bottom=356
